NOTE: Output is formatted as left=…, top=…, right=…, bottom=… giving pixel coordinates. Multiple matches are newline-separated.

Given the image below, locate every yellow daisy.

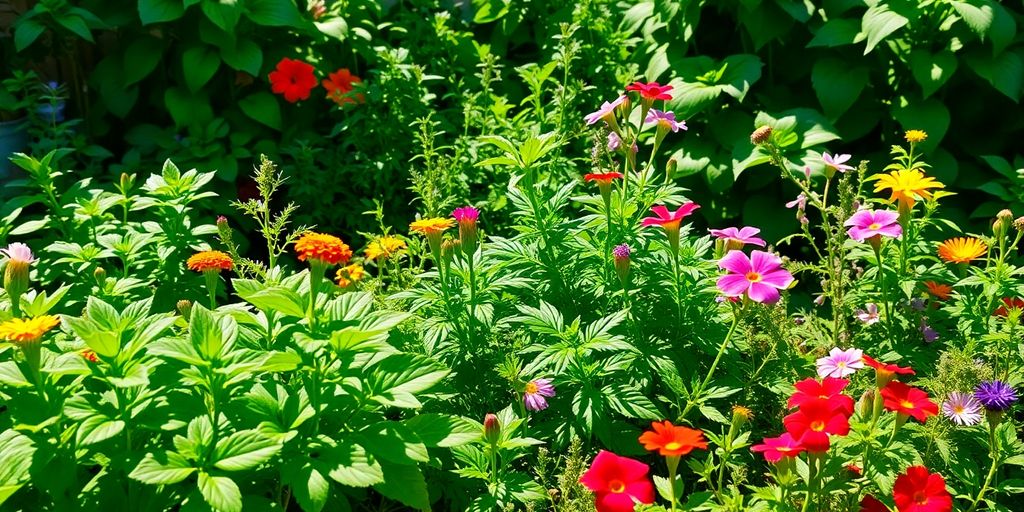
left=871, top=168, right=945, bottom=211
left=0, top=315, right=61, bottom=346
left=364, top=236, right=407, bottom=261
left=409, top=217, right=455, bottom=236
left=937, top=237, right=987, bottom=264
left=335, top=263, right=366, bottom=288
left=904, top=130, right=928, bottom=143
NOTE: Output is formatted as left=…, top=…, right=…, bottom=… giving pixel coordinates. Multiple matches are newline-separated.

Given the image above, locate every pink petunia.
left=709, top=226, right=766, bottom=251
left=750, top=433, right=805, bottom=463
left=584, top=95, right=627, bottom=126
left=821, top=152, right=855, bottom=173
left=640, top=203, right=700, bottom=230
left=816, top=347, right=864, bottom=379
left=844, top=209, right=902, bottom=242
left=716, top=250, right=794, bottom=304
left=644, top=109, right=686, bottom=133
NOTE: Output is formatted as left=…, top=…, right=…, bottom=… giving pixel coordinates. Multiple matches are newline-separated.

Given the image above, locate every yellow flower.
left=186, top=250, right=233, bottom=273
left=871, top=169, right=945, bottom=211
left=938, top=237, right=987, bottom=263
left=294, top=232, right=352, bottom=266
left=904, top=130, right=928, bottom=143
left=409, top=217, right=455, bottom=236
left=0, top=315, right=61, bottom=346
left=365, top=236, right=407, bottom=261
left=335, top=263, right=365, bottom=287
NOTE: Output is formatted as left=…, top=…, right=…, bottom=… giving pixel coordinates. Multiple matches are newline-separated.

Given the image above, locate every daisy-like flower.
left=335, top=263, right=365, bottom=288
left=871, top=168, right=945, bottom=212
left=923, top=281, right=952, bottom=301
left=626, top=81, right=673, bottom=101
left=364, top=236, right=407, bottom=262
left=409, top=217, right=456, bottom=237
left=856, top=304, right=880, bottom=325
left=186, top=250, right=233, bottom=273
left=750, top=433, right=804, bottom=463
left=268, top=58, right=318, bottom=103
left=1, top=242, right=35, bottom=266
left=295, top=232, right=352, bottom=266
left=523, top=378, right=556, bottom=411
left=816, top=347, right=864, bottom=379
left=0, top=315, right=61, bottom=346
left=821, top=152, right=855, bottom=173
left=974, top=380, right=1018, bottom=411
left=709, top=226, right=766, bottom=251
left=322, top=68, right=364, bottom=106
left=904, top=130, right=928, bottom=143
left=584, top=95, right=627, bottom=127
left=716, top=250, right=794, bottom=304
left=638, top=420, right=708, bottom=457
left=941, top=392, right=983, bottom=426
left=844, top=210, right=902, bottom=243
left=644, top=109, right=686, bottom=133
left=937, top=237, right=987, bottom=264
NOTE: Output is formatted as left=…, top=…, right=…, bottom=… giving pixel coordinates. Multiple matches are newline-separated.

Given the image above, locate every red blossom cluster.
left=268, top=57, right=363, bottom=106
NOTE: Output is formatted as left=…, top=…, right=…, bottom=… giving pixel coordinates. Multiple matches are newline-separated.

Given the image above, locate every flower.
left=1, top=242, right=34, bottom=265
left=844, top=210, right=902, bottom=242
left=904, top=130, right=928, bottom=143
left=782, top=399, right=850, bottom=452
left=816, top=347, right=864, bottom=379
left=920, top=318, right=939, bottom=343
left=638, top=420, right=708, bottom=457
left=364, top=236, right=407, bottom=261
left=750, top=126, right=773, bottom=145
left=335, top=263, right=365, bottom=288
left=860, top=495, right=889, bottom=512
left=880, top=381, right=938, bottom=423
left=626, top=81, right=673, bottom=101
left=0, top=316, right=61, bottom=346
left=612, top=244, right=630, bottom=284
left=644, top=109, right=686, bottom=132
left=822, top=152, right=855, bottom=173
left=612, top=244, right=631, bottom=260
left=923, top=281, right=952, bottom=301
left=524, top=378, right=556, bottom=411
left=788, top=377, right=855, bottom=416
left=863, top=355, right=915, bottom=386
left=483, top=413, right=501, bottom=445
left=186, top=250, right=233, bottom=273
left=892, top=466, right=952, bottom=512
left=323, top=68, right=363, bottom=105
left=871, top=169, right=945, bottom=211
left=453, top=206, right=480, bottom=250
left=974, top=380, right=1018, bottom=411
left=584, top=95, right=627, bottom=126
left=409, top=217, right=456, bottom=236
left=268, top=58, right=318, bottom=103
left=579, top=450, right=655, bottom=512
left=607, top=132, right=622, bottom=151
left=641, top=203, right=699, bottom=230
left=750, top=433, right=804, bottom=463
left=584, top=173, right=624, bottom=185
left=81, top=349, right=99, bottom=363
left=937, top=237, right=987, bottom=263
left=941, top=392, right=983, bottom=426
left=452, top=206, right=479, bottom=224
left=716, top=250, right=794, bottom=304
left=856, top=304, right=880, bottom=325
left=294, top=232, right=353, bottom=266
left=994, top=297, right=1024, bottom=317
left=709, top=227, right=766, bottom=251
left=785, top=193, right=807, bottom=210
left=2, top=242, right=34, bottom=300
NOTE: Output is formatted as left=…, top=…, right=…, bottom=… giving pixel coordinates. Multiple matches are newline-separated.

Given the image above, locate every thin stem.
left=801, top=455, right=819, bottom=512
left=874, top=244, right=893, bottom=342
left=680, top=308, right=740, bottom=421
left=967, top=426, right=1000, bottom=512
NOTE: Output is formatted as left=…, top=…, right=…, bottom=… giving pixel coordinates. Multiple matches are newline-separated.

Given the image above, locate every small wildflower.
left=816, top=347, right=864, bottom=379
left=295, top=232, right=353, bottom=266
left=750, top=125, right=772, bottom=145
left=750, top=433, right=804, bottom=463
left=607, top=131, right=622, bottom=151
left=923, top=281, right=952, bottom=300
left=584, top=95, right=626, bottom=127
left=323, top=68, right=364, bottom=105
left=626, top=81, right=673, bottom=101
left=893, top=466, right=952, bottom=512
left=81, top=349, right=99, bottom=363
left=880, top=381, right=938, bottom=423
left=409, top=217, right=455, bottom=237
left=524, top=378, right=556, bottom=411
left=1, top=243, right=34, bottom=305
left=844, top=210, right=902, bottom=243
left=186, top=251, right=233, bottom=273
left=785, top=193, right=807, bottom=210
left=0, top=316, right=61, bottom=346
left=716, top=250, right=794, bottom=304
left=453, top=206, right=480, bottom=251
left=920, top=318, right=939, bottom=343
left=974, top=380, right=1017, bottom=411
left=644, top=109, right=686, bottom=133
left=821, top=152, right=855, bottom=173
left=335, top=263, right=365, bottom=288
left=483, top=413, right=501, bottom=445
left=871, top=169, right=945, bottom=212
left=268, top=58, right=317, bottom=103
left=364, top=236, right=407, bottom=262
left=579, top=451, right=655, bottom=512
left=941, top=392, right=983, bottom=426
left=612, top=244, right=630, bottom=285
left=638, top=420, right=708, bottom=457
left=904, top=130, right=928, bottom=143
left=709, top=226, right=766, bottom=251
left=937, top=237, right=987, bottom=264
left=855, top=304, right=880, bottom=325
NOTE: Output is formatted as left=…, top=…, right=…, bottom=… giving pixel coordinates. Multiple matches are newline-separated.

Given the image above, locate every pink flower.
left=716, top=250, right=794, bottom=304
left=750, top=433, right=804, bottom=463
left=0, top=243, right=35, bottom=265
left=607, top=132, right=622, bottom=151
left=524, top=378, right=556, bottom=411
left=452, top=206, right=480, bottom=223
left=815, top=347, right=864, bottom=379
left=821, top=152, right=854, bottom=173
left=644, top=109, right=686, bottom=133
left=584, top=95, right=627, bottom=126
left=579, top=450, right=655, bottom=512
left=709, top=226, right=766, bottom=251
left=856, top=304, right=880, bottom=325
left=640, top=203, right=699, bottom=230
left=785, top=193, right=806, bottom=210
left=844, top=210, right=901, bottom=242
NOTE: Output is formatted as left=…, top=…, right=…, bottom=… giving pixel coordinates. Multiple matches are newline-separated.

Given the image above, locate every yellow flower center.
left=745, top=271, right=762, bottom=283
left=525, top=382, right=538, bottom=394
left=664, top=441, right=682, bottom=450
left=810, top=420, right=825, bottom=432
left=868, top=223, right=881, bottom=230
left=901, top=400, right=915, bottom=409
left=609, top=480, right=626, bottom=493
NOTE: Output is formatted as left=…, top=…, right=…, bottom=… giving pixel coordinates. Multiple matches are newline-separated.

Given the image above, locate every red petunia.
left=323, top=68, right=364, bottom=106
left=863, top=355, right=915, bottom=386
left=993, top=297, right=1024, bottom=317
left=750, top=432, right=804, bottom=463
left=880, top=381, right=938, bottom=423
left=782, top=398, right=850, bottom=453
left=579, top=450, right=655, bottom=512
left=892, top=466, right=952, bottom=512
left=269, top=58, right=318, bottom=103
left=626, top=81, right=673, bottom=101
left=584, top=172, right=624, bottom=185
left=788, top=377, right=854, bottom=416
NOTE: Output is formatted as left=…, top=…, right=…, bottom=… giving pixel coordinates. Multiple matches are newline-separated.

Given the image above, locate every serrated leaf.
left=212, top=430, right=281, bottom=471
left=130, top=451, right=196, bottom=484
left=198, top=472, right=242, bottom=512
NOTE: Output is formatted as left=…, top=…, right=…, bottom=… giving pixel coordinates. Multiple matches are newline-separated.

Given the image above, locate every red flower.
left=750, top=433, right=804, bottom=463
left=584, top=172, right=624, bottom=185
left=323, top=68, right=364, bottom=106
left=892, top=466, right=952, bottom=512
left=880, top=381, right=938, bottom=423
left=863, top=355, right=915, bottom=386
left=782, top=399, right=850, bottom=453
left=640, top=203, right=700, bottom=229
left=788, top=377, right=854, bottom=416
left=860, top=495, right=889, bottom=512
left=638, top=420, right=707, bottom=457
left=579, top=450, right=655, bottom=512
left=269, top=58, right=318, bottom=103
left=626, top=81, right=673, bottom=101
left=993, top=297, right=1024, bottom=317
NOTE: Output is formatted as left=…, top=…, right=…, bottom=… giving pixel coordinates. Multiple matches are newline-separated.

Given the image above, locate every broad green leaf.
left=372, top=461, right=430, bottom=511
left=130, top=451, right=196, bottom=484
left=77, top=416, right=126, bottom=445
left=238, top=92, right=282, bottom=130
left=234, top=281, right=303, bottom=315
left=811, top=57, right=867, bottom=119
left=369, top=354, right=450, bottom=408
left=220, top=39, right=262, bottom=76
left=198, top=472, right=242, bottom=512
left=603, top=385, right=662, bottom=420
left=908, top=50, right=957, bottom=99
left=213, top=430, right=281, bottom=471
left=356, top=422, right=428, bottom=464
left=892, top=99, right=951, bottom=152
left=950, top=0, right=994, bottom=36
left=284, top=465, right=330, bottom=512
left=404, top=414, right=481, bottom=447
left=244, top=0, right=304, bottom=27
left=807, top=18, right=859, bottom=47
left=201, top=0, right=241, bottom=32
left=14, top=18, right=45, bottom=51
left=183, top=45, right=221, bottom=92
left=315, top=17, right=348, bottom=41
left=326, top=441, right=384, bottom=487
left=968, top=50, right=1023, bottom=102
left=139, top=0, right=186, bottom=25
left=861, top=4, right=908, bottom=54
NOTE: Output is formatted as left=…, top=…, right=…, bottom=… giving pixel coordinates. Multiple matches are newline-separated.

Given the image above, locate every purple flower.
left=645, top=109, right=686, bottom=133
left=974, top=380, right=1018, bottom=411
left=709, top=226, right=766, bottom=250
left=584, top=95, right=626, bottom=126
left=524, top=379, right=556, bottom=411
left=607, top=132, right=622, bottom=151
left=452, top=206, right=480, bottom=223
left=612, top=244, right=630, bottom=260
left=920, top=318, right=938, bottom=343
left=942, top=392, right=983, bottom=426
left=910, top=298, right=926, bottom=312
left=821, top=152, right=855, bottom=173
left=855, top=304, right=879, bottom=325
left=785, top=193, right=807, bottom=210
left=815, top=347, right=864, bottom=378
left=844, top=210, right=902, bottom=242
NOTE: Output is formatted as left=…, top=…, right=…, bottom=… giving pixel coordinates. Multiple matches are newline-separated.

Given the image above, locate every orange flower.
left=937, top=237, right=987, bottom=264
left=336, top=263, right=365, bottom=287
left=923, top=281, right=952, bottom=300
left=0, top=315, right=61, bottom=346
left=409, top=218, right=455, bottom=236
left=638, top=420, right=708, bottom=457
left=81, top=349, right=99, bottom=363
left=323, top=68, right=364, bottom=106
left=295, top=232, right=353, bottom=266
left=186, top=250, right=233, bottom=273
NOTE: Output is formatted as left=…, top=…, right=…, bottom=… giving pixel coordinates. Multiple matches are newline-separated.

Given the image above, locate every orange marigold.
left=923, top=281, right=952, bottom=300
left=186, top=250, right=233, bottom=273
left=0, top=315, right=61, bottom=345
left=937, top=237, right=987, bottom=264
left=295, top=232, right=353, bottom=266
left=336, top=263, right=366, bottom=287
left=638, top=420, right=708, bottom=457
left=409, top=217, right=455, bottom=236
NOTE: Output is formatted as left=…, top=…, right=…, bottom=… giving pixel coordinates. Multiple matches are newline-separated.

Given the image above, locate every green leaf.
left=356, top=422, right=428, bottom=464
left=326, top=441, right=384, bottom=487
left=14, top=18, right=46, bottom=51
left=220, top=39, right=262, bottom=76
left=908, top=50, right=957, bottom=99
left=213, top=430, right=281, bottom=471
left=202, top=0, right=241, bottom=32
left=892, top=98, right=951, bottom=151
left=861, top=4, right=908, bottom=54
left=234, top=281, right=303, bottom=315
left=77, top=416, right=126, bottom=445
left=603, top=385, right=662, bottom=420
left=183, top=46, right=221, bottom=92
left=372, top=461, right=430, bottom=511
left=315, top=17, right=348, bottom=41
left=55, top=15, right=93, bottom=42
left=404, top=414, right=481, bottom=447
left=198, top=472, right=242, bottom=512
left=123, top=37, right=165, bottom=85
left=807, top=18, right=860, bottom=47
left=284, top=465, right=330, bottom=512
left=189, top=304, right=238, bottom=360
left=64, top=316, right=120, bottom=357
left=369, top=354, right=450, bottom=409
left=244, top=0, right=304, bottom=27
left=950, top=0, right=994, bottom=36
left=130, top=451, right=197, bottom=484
left=968, top=50, right=1023, bottom=102
left=811, top=57, right=868, bottom=119
left=164, top=87, right=213, bottom=128
left=139, top=0, right=186, bottom=25
left=238, top=92, right=282, bottom=130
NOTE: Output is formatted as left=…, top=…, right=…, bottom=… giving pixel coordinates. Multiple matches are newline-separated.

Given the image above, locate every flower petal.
left=718, top=250, right=752, bottom=274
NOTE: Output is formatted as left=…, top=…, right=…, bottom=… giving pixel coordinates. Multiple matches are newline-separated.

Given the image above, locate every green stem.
left=204, top=270, right=219, bottom=310
left=680, top=309, right=739, bottom=421
left=466, top=252, right=478, bottom=347
left=307, top=262, right=324, bottom=331
left=967, top=427, right=1000, bottom=512
left=667, top=455, right=680, bottom=512
left=874, top=244, right=893, bottom=343
left=801, top=455, right=819, bottom=512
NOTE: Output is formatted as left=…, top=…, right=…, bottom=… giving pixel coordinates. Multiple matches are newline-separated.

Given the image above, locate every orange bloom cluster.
left=295, top=232, right=353, bottom=266
left=186, top=250, right=233, bottom=273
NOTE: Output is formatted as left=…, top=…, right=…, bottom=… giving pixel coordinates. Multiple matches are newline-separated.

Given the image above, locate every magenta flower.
left=452, top=206, right=480, bottom=223
left=641, top=203, right=699, bottom=230
left=785, top=193, right=807, bottom=210
left=855, top=303, right=880, bottom=325
left=750, top=433, right=805, bottom=463
left=844, top=210, right=902, bottom=242
left=644, top=109, right=686, bottom=133
left=716, top=250, right=794, bottom=304
left=709, top=226, right=766, bottom=251
left=821, top=152, right=855, bottom=173
left=584, top=95, right=626, bottom=126
left=524, top=379, right=556, bottom=411
left=815, top=347, right=864, bottom=378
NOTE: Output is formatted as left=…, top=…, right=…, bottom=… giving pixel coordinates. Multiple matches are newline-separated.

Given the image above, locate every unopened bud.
left=120, top=172, right=135, bottom=192
left=2, top=243, right=33, bottom=304
left=730, top=405, right=752, bottom=429
left=666, top=158, right=678, bottom=180
left=750, top=125, right=773, bottom=145
left=453, top=207, right=479, bottom=255
left=176, top=299, right=193, bottom=318
left=93, top=267, right=106, bottom=284
left=483, top=413, right=501, bottom=445
left=994, top=209, right=1013, bottom=238
left=441, top=238, right=461, bottom=263
left=612, top=244, right=631, bottom=285
left=858, top=390, right=875, bottom=418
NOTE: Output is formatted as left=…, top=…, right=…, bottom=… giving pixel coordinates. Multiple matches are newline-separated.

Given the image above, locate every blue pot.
left=0, top=118, right=28, bottom=179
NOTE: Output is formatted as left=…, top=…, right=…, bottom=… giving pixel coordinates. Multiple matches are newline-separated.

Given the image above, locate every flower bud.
left=858, top=389, right=875, bottom=418
left=612, top=244, right=631, bottom=285
left=750, top=125, right=773, bottom=145
left=452, top=206, right=479, bottom=255
left=441, top=238, right=461, bottom=263
left=994, top=209, right=1013, bottom=239
left=666, top=158, right=677, bottom=180
left=1014, top=217, right=1024, bottom=232
left=176, top=299, right=193, bottom=318
left=2, top=243, right=34, bottom=305
left=483, top=413, right=501, bottom=445
left=93, top=267, right=106, bottom=285
left=120, top=172, right=135, bottom=192
left=730, top=405, right=752, bottom=429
